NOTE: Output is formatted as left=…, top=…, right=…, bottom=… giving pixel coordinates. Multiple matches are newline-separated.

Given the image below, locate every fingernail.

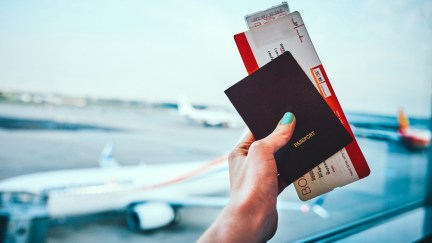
left=280, top=112, right=294, bottom=125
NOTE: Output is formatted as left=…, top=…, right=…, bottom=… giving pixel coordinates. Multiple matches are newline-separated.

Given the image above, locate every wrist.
left=225, top=194, right=277, bottom=242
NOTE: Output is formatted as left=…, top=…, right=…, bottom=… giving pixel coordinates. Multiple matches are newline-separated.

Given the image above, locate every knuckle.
left=249, top=140, right=273, bottom=154
left=276, top=125, right=292, bottom=138
left=228, top=150, right=239, bottom=163
left=280, top=129, right=292, bottom=139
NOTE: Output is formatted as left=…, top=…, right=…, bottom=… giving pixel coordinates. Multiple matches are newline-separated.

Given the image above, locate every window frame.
left=301, top=110, right=432, bottom=242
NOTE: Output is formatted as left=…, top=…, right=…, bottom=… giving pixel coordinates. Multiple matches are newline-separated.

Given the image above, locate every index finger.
left=232, top=129, right=255, bottom=157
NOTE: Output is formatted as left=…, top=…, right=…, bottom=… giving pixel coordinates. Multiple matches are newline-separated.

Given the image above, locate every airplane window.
left=0, top=1, right=430, bottom=242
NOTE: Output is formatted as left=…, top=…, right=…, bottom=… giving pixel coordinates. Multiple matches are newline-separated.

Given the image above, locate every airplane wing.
left=351, top=125, right=400, bottom=141
left=157, top=196, right=229, bottom=208
left=142, top=195, right=329, bottom=218
left=153, top=189, right=329, bottom=217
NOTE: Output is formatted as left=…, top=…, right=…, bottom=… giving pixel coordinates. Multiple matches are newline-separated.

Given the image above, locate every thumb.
left=261, top=112, right=296, bottom=153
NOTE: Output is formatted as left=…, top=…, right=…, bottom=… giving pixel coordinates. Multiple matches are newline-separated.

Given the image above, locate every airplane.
left=397, top=109, right=431, bottom=149
left=0, top=141, right=328, bottom=242
left=349, top=109, right=431, bottom=149
left=177, top=96, right=244, bottom=128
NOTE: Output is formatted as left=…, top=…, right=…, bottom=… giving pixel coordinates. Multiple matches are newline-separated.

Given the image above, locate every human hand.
left=198, top=112, right=296, bottom=243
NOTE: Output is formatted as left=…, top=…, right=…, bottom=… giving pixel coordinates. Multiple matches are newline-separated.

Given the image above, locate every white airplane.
left=177, top=96, right=244, bottom=128
left=0, top=142, right=328, bottom=242
left=350, top=109, right=431, bottom=149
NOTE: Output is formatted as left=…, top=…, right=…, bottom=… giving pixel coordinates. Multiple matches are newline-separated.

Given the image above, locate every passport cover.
left=225, top=51, right=353, bottom=184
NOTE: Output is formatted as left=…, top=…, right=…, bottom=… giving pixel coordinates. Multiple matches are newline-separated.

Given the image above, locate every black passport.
left=225, top=51, right=353, bottom=184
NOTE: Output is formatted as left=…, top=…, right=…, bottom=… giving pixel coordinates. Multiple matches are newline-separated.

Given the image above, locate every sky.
left=0, top=0, right=431, bottom=117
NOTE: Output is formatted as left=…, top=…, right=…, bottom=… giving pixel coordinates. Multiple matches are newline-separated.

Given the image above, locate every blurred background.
left=0, top=0, right=431, bottom=242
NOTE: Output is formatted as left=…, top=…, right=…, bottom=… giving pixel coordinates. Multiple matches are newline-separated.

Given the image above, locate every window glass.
left=0, top=1, right=430, bottom=242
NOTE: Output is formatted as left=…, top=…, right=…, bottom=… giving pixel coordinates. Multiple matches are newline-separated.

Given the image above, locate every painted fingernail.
left=280, top=112, right=294, bottom=125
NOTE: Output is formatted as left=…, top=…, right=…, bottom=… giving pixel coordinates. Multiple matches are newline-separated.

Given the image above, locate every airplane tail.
left=398, top=109, right=410, bottom=134
left=99, top=142, right=120, bottom=168
left=177, top=96, right=195, bottom=117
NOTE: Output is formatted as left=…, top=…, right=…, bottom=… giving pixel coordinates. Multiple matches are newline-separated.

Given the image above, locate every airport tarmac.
left=0, top=103, right=429, bottom=242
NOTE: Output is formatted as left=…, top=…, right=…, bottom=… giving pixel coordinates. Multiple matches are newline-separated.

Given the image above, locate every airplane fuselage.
left=0, top=159, right=229, bottom=217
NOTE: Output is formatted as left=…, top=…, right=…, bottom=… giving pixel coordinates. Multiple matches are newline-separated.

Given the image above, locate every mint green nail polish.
left=281, top=112, right=294, bottom=125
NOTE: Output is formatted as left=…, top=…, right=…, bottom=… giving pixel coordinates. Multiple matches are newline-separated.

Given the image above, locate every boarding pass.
left=234, top=10, right=370, bottom=200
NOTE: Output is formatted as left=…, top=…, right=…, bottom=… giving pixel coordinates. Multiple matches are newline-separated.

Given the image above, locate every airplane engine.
left=127, top=202, right=176, bottom=231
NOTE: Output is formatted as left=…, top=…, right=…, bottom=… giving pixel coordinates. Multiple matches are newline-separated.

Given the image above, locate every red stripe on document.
left=313, top=65, right=370, bottom=179
left=234, top=33, right=259, bottom=74
left=136, top=155, right=228, bottom=190
left=346, top=140, right=370, bottom=178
